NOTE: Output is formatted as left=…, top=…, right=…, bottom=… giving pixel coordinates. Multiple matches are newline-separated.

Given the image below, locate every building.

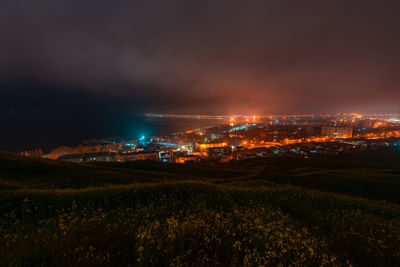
left=198, top=142, right=227, bottom=156
left=306, top=126, right=322, bottom=136
left=58, top=152, right=116, bottom=162
left=175, top=155, right=200, bottom=164
left=159, top=151, right=174, bottom=162
left=321, top=126, right=353, bottom=138
left=206, top=146, right=232, bottom=159
left=118, top=151, right=159, bottom=162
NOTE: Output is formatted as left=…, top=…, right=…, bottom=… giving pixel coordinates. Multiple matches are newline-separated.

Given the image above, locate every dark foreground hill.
left=0, top=152, right=400, bottom=266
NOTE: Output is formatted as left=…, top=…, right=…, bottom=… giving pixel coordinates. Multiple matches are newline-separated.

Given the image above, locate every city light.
left=38, top=112, right=400, bottom=162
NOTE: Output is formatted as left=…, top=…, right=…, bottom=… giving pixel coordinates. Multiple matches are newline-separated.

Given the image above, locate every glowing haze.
left=1, top=0, right=400, bottom=150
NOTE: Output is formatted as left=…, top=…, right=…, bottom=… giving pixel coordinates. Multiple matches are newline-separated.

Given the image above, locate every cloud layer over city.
left=1, top=0, right=400, bottom=150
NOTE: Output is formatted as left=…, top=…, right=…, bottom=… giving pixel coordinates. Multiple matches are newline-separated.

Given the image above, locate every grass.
left=0, top=151, right=400, bottom=266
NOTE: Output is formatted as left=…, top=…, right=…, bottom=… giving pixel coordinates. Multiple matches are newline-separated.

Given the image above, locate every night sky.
left=1, top=0, right=400, bottom=151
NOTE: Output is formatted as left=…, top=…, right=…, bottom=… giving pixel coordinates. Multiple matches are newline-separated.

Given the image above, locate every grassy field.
left=0, top=151, right=400, bottom=266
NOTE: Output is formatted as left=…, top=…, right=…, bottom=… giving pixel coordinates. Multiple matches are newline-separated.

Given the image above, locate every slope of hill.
left=1, top=151, right=399, bottom=266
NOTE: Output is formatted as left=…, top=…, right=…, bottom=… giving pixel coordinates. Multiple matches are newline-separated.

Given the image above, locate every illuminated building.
left=175, top=155, right=200, bottom=164
left=229, top=124, right=250, bottom=132
left=198, top=142, right=227, bottom=156
left=321, top=126, right=353, bottom=139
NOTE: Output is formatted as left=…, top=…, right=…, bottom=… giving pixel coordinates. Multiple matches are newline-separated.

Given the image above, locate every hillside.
left=1, top=152, right=400, bottom=266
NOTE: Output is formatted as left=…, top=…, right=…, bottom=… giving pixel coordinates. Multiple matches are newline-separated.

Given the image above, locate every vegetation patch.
left=1, top=152, right=400, bottom=266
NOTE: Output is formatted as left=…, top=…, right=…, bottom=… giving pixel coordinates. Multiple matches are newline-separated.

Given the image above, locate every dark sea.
left=1, top=116, right=226, bottom=153
left=138, top=117, right=226, bottom=137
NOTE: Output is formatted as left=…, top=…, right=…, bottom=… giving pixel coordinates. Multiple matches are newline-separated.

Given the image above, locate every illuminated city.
left=26, top=112, right=399, bottom=164
left=1, top=0, right=400, bottom=266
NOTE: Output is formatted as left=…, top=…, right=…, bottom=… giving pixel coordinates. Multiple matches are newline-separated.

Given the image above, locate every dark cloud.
left=1, top=0, right=400, bottom=150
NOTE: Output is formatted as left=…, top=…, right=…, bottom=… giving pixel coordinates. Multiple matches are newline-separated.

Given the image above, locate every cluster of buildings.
left=39, top=113, right=400, bottom=164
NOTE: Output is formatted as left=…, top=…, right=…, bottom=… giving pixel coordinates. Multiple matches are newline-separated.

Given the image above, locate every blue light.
left=140, top=135, right=145, bottom=140
left=157, top=142, right=180, bottom=147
